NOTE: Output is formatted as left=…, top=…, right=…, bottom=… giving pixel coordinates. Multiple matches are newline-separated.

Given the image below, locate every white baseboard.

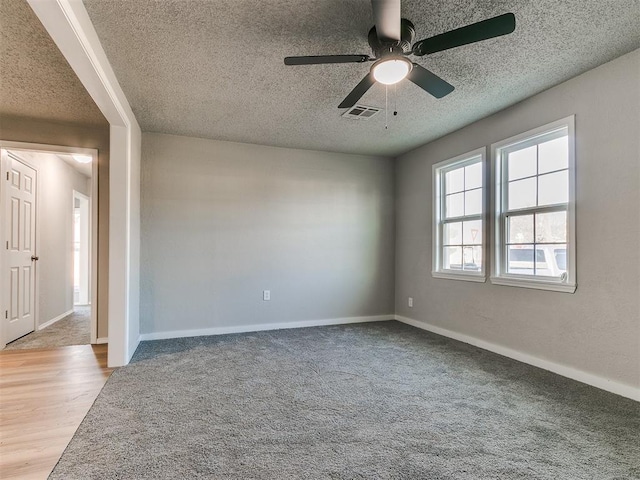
left=38, top=309, right=74, bottom=330
left=139, top=315, right=394, bottom=342
left=395, top=315, right=640, bottom=402
left=95, top=337, right=108, bottom=344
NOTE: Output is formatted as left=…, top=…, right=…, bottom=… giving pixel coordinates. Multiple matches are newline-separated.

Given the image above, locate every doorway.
left=74, top=191, right=90, bottom=306
left=0, top=142, right=99, bottom=349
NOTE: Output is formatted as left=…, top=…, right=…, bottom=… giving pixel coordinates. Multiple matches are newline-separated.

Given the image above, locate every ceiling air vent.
left=342, top=105, right=380, bottom=120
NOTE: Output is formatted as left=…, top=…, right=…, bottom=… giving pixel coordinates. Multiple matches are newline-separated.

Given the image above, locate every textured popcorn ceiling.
left=82, top=0, right=639, bottom=156
left=0, top=0, right=107, bottom=126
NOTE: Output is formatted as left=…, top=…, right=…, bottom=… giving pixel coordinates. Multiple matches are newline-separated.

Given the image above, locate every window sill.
left=432, top=271, right=487, bottom=283
left=490, top=276, right=576, bottom=293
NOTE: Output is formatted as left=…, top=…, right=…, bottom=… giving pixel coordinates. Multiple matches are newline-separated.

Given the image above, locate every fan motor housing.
left=368, top=18, right=416, bottom=57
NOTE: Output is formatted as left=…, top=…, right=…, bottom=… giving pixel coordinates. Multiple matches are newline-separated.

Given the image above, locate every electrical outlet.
left=263, top=290, right=271, bottom=301
left=408, top=297, right=413, bottom=308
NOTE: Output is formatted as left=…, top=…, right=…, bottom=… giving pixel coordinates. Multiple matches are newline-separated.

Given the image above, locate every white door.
left=4, top=151, right=37, bottom=343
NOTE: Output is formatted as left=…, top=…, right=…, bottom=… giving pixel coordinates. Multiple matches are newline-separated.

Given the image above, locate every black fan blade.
left=407, top=64, right=454, bottom=98
left=412, top=13, right=516, bottom=56
left=284, top=55, right=371, bottom=65
left=338, top=73, right=376, bottom=108
left=371, top=0, right=401, bottom=42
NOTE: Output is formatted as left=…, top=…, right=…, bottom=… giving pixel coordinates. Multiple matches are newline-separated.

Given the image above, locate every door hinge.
left=4, top=311, right=7, bottom=319
left=6, top=172, right=8, bottom=181
left=5, top=241, right=7, bottom=249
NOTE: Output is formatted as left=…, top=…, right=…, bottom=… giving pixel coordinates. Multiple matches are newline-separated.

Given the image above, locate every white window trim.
left=490, top=115, right=577, bottom=293
left=432, top=147, right=487, bottom=282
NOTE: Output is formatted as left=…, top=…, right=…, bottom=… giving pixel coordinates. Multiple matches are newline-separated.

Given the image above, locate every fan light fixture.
left=284, top=5, right=517, bottom=108
left=72, top=154, right=92, bottom=164
left=371, top=57, right=412, bottom=85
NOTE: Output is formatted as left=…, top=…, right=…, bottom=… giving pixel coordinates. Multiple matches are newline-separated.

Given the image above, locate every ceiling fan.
left=284, top=0, right=516, bottom=108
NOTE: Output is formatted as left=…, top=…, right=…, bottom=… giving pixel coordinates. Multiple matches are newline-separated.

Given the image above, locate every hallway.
left=4, top=307, right=91, bottom=350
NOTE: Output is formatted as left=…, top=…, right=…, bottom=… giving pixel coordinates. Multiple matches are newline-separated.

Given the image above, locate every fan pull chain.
left=394, top=83, right=398, bottom=116
left=385, top=85, right=388, bottom=129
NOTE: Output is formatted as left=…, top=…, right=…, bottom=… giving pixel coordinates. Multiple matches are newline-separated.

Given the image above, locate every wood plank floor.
left=0, top=344, right=113, bottom=480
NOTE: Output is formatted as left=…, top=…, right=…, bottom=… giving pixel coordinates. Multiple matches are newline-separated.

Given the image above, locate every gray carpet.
left=4, top=306, right=90, bottom=350
left=50, top=321, right=639, bottom=479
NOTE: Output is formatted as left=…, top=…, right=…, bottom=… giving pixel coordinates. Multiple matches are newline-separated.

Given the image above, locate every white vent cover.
left=342, top=105, right=380, bottom=120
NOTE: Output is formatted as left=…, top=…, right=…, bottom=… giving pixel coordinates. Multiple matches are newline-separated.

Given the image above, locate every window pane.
left=462, top=246, right=482, bottom=271
left=464, top=188, right=482, bottom=216
left=508, top=215, right=533, bottom=244
left=465, top=162, right=482, bottom=190
left=446, top=192, right=464, bottom=218
left=538, top=136, right=568, bottom=174
left=443, top=222, right=462, bottom=245
left=533, top=247, right=559, bottom=277
left=508, top=177, right=536, bottom=210
left=507, top=246, right=535, bottom=275
left=534, top=248, right=551, bottom=276
left=443, top=246, right=462, bottom=270
left=508, top=245, right=566, bottom=277
left=554, top=246, right=567, bottom=271
left=508, top=145, right=537, bottom=181
left=445, top=168, right=464, bottom=194
left=463, top=220, right=482, bottom=245
left=532, top=244, right=566, bottom=277
left=535, top=211, right=567, bottom=243
left=538, top=170, right=568, bottom=206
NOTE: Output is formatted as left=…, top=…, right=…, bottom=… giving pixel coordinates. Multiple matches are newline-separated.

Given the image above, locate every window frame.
left=491, top=115, right=577, bottom=293
left=432, top=147, right=487, bottom=282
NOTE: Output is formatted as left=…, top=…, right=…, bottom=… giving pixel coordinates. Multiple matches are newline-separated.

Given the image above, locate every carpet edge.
left=396, top=314, right=640, bottom=402
left=139, top=314, right=395, bottom=341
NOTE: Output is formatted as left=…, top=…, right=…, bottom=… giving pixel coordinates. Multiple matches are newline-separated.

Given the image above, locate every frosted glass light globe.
left=372, top=58, right=411, bottom=85
left=72, top=154, right=92, bottom=164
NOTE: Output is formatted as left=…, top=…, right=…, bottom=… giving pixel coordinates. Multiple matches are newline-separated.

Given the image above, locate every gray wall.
left=1, top=116, right=110, bottom=338
left=14, top=151, right=91, bottom=327
left=141, top=133, right=395, bottom=334
left=395, top=49, right=640, bottom=387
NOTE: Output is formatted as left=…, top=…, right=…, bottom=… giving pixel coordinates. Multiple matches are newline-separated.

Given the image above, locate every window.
left=491, top=116, right=576, bottom=292
left=432, top=147, right=486, bottom=282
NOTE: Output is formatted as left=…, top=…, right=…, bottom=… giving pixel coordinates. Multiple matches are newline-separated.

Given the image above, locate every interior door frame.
left=72, top=189, right=96, bottom=343
left=0, top=141, right=99, bottom=348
